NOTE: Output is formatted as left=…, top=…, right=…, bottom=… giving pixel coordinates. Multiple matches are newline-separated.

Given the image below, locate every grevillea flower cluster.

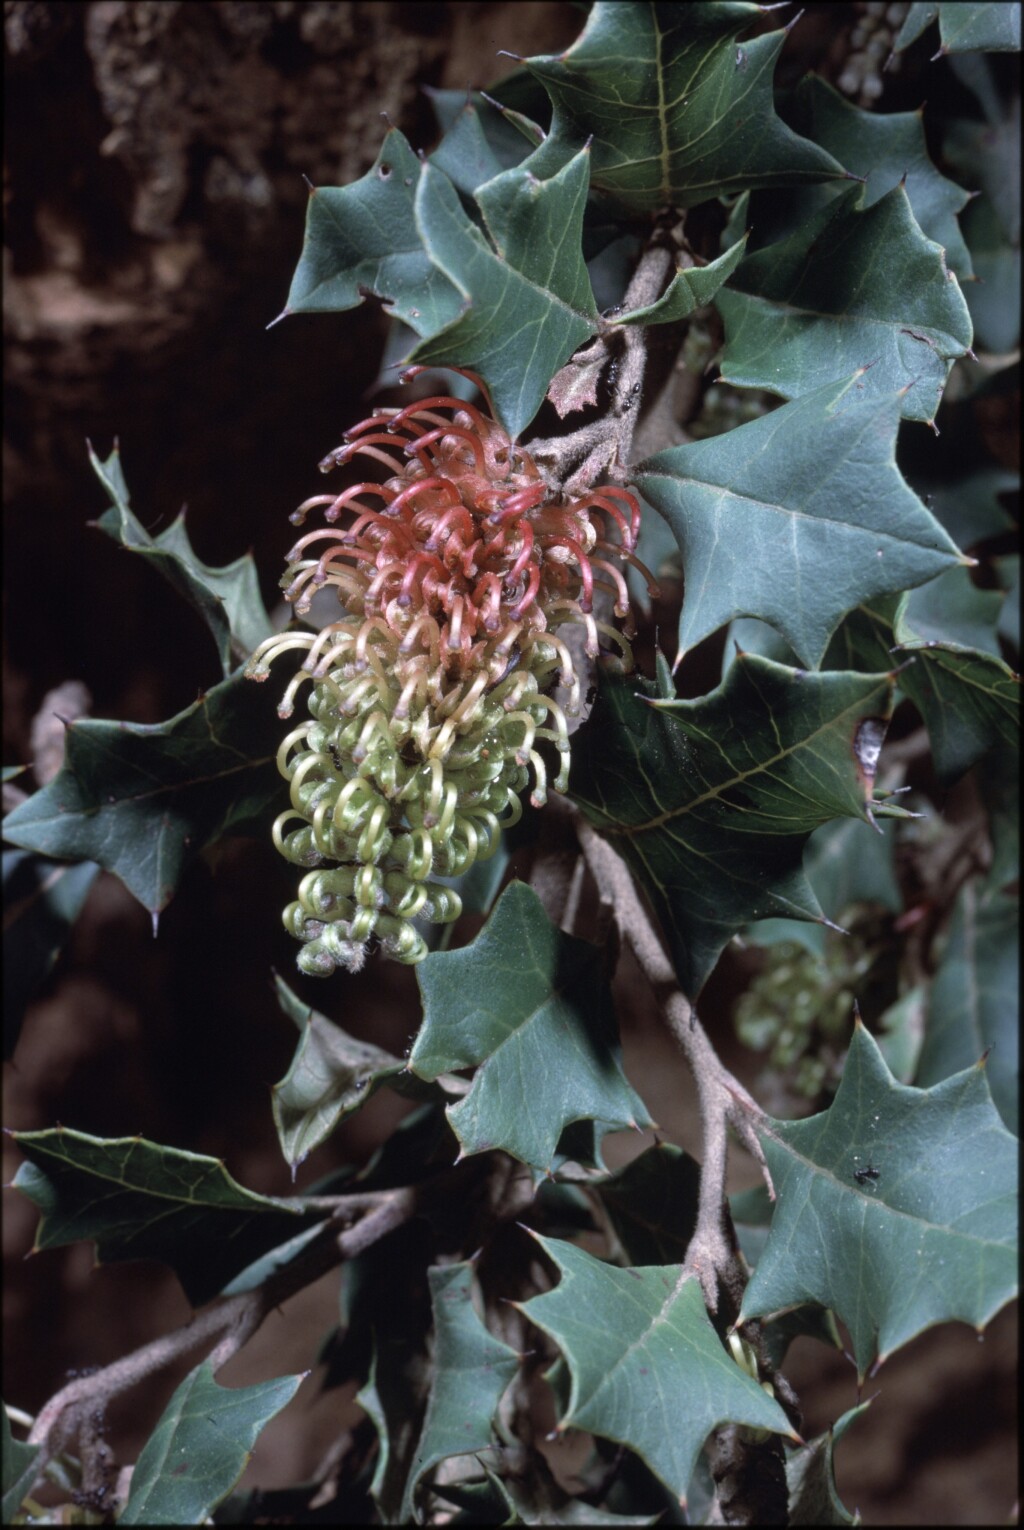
left=247, top=368, right=651, bottom=976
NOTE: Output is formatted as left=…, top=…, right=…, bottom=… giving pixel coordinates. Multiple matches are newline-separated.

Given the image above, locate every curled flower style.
left=247, top=367, right=656, bottom=976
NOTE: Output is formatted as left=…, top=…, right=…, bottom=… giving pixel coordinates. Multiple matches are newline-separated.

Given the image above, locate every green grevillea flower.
left=247, top=368, right=652, bottom=976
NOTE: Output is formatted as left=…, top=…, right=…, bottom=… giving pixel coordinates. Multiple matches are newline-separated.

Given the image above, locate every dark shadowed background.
left=3, top=4, right=1017, bottom=1523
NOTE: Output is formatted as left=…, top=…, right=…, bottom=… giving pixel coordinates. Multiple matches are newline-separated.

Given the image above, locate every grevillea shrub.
left=3, top=4, right=1019, bottom=1526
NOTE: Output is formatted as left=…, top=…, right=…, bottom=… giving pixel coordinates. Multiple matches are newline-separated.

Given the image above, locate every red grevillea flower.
left=247, top=367, right=656, bottom=976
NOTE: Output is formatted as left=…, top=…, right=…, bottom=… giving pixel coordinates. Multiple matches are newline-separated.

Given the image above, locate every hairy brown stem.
left=574, top=817, right=772, bottom=1312
left=525, top=240, right=674, bottom=489
left=26, top=1189, right=416, bottom=1480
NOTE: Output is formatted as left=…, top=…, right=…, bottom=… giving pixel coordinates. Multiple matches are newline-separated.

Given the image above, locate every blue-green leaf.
left=119, top=1360, right=303, bottom=1525
left=739, top=1023, right=1018, bottom=1379
left=2, top=1406, right=41, bottom=1525
left=917, top=880, right=1018, bottom=1132
left=570, top=659, right=896, bottom=997
left=521, top=1236, right=795, bottom=1508
left=895, top=3, right=1021, bottom=56
left=524, top=2, right=845, bottom=213
left=409, top=147, right=599, bottom=439
left=2, top=668, right=280, bottom=917
left=716, top=184, right=973, bottom=425
left=412, top=882, right=652, bottom=1172
left=10, top=1128, right=315, bottom=1307
left=89, top=446, right=272, bottom=679
left=400, top=1263, right=520, bottom=1523
left=284, top=129, right=463, bottom=335
left=635, top=375, right=964, bottom=669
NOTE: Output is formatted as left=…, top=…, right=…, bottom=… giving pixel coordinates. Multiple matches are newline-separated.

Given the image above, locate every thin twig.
left=574, top=816, right=771, bottom=1312
left=525, top=241, right=674, bottom=488
left=27, top=1190, right=416, bottom=1475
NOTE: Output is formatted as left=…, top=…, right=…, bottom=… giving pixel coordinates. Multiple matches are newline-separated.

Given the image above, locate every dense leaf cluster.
left=3, top=3, right=1018, bottom=1525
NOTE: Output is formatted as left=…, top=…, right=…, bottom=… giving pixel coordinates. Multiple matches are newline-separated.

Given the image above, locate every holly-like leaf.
left=875, top=985, right=928, bottom=1085
left=3, top=851, right=100, bottom=1057
left=716, top=184, right=973, bottom=425
left=961, top=193, right=1022, bottom=351
left=804, top=814, right=902, bottom=922
left=944, top=101, right=1020, bottom=248
left=411, top=882, right=652, bottom=1172
left=520, top=1235, right=794, bottom=1508
left=524, top=2, right=845, bottom=214
left=596, top=1142, right=701, bottom=1266
left=283, top=129, right=463, bottom=336
left=2, top=669, right=281, bottom=918
left=773, top=75, right=974, bottom=278
left=917, top=881, right=1018, bottom=1132
left=612, top=238, right=748, bottom=327
left=2, top=1405, right=41, bottom=1525
left=895, top=2, right=1022, bottom=56
left=118, top=1359, right=303, bottom=1526
left=738, top=1023, right=1018, bottom=1379
left=10, top=1128, right=316, bottom=1308
left=891, top=567, right=1020, bottom=783
left=89, top=445, right=272, bottom=679
left=270, top=975, right=409, bottom=1172
left=916, top=464, right=1017, bottom=552
left=400, top=1263, right=520, bottom=1524
left=426, top=98, right=526, bottom=198
left=570, top=658, right=895, bottom=997
left=745, top=812, right=902, bottom=957
left=408, top=148, right=599, bottom=439
left=426, top=86, right=545, bottom=175
left=635, top=375, right=964, bottom=669
left=786, top=1402, right=870, bottom=1528
left=357, top=1262, right=435, bottom=1525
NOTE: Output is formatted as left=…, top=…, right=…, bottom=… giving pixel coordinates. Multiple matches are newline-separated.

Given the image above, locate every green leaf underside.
left=358, top=1326, right=431, bottom=1524
left=570, top=657, right=895, bottom=997
left=918, top=465, right=1017, bottom=552
left=786, top=1402, right=870, bottom=1527
left=1, top=669, right=281, bottom=915
left=773, top=75, right=974, bottom=279
left=614, top=237, right=748, bottom=326
left=525, top=2, right=845, bottom=213
left=409, top=148, right=599, bottom=439
left=271, top=975, right=409, bottom=1171
left=597, top=1142, right=702, bottom=1266
left=635, top=375, right=963, bottom=669
left=2, top=1405, right=42, bottom=1525
left=427, top=100, right=518, bottom=198
left=89, top=446, right=272, bottom=678
left=400, top=1263, right=520, bottom=1523
left=426, top=87, right=544, bottom=181
left=522, top=1235, right=793, bottom=1507
left=11, top=1128, right=316, bottom=1308
left=3, top=852, right=100, bottom=1058
left=716, top=184, right=973, bottom=425
left=412, top=882, right=652, bottom=1171
left=119, top=1360, right=303, bottom=1526
left=962, top=194, right=1022, bottom=351
left=891, top=569, right=1020, bottom=783
left=744, top=808, right=902, bottom=954
left=739, top=1024, right=1018, bottom=1378
left=284, top=129, right=463, bottom=334
left=896, top=2, right=1022, bottom=55
left=917, top=881, right=1018, bottom=1132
